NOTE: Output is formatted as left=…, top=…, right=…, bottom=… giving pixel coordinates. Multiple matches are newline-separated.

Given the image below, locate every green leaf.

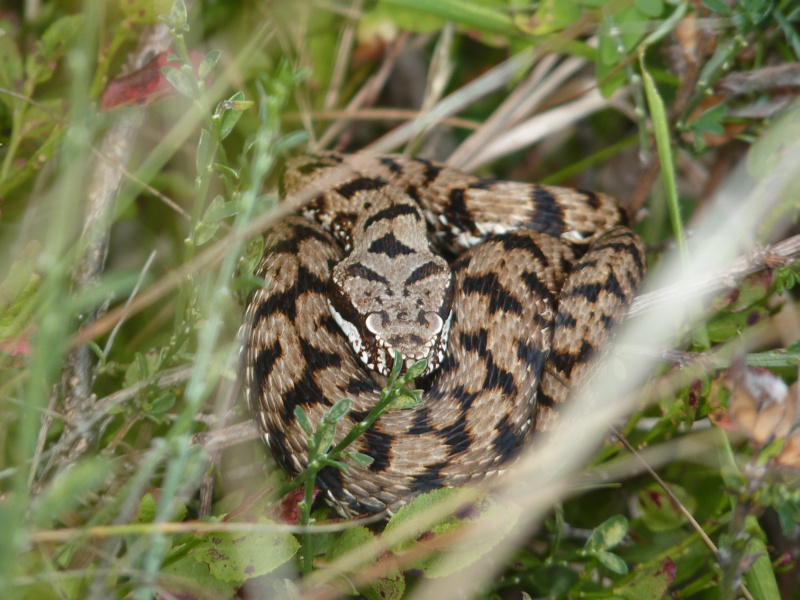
left=373, top=0, right=520, bottom=39
left=635, top=0, right=664, bottom=17
left=742, top=517, right=782, bottom=600
left=161, top=65, right=196, bottom=99
left=194, top=196, right=238, bottom=246
left=691, top=102, right=727, bottom=135
left=190, top=518, right=299, bottom=582
left=317, top=458, right=349, bottom=472
left=640, top=52, right=686, bottom=259
left=404, top=358, right=428, bottom=380
left=316, top=421, right=338, bottom=455
left=345, top=451, right=375, bottom=468
left=584, top=514, right=628, bottom=553
left=530, top=0, right=582, bottom=34
left=326, top=397, right=352, bottom=423
left=327, top=526, right=405, bottom=600
left=204, top=194, right=239, bottom=222
left=294, top=405, right=313, bottom=437
left=389, top=391, right=424, bottom=410
left=387, top=350, right=404, bottom=387
left=528, top=564, right=579, bottom=595
left=597, top=550, right=628, bottom=574
left=161, top=0, right=189, bottom=31
left=136, top=492, right=158, bottom=524
left=161, top=552, right=239, bottom=598
left=123, top=352, right=161, bottom=387
left=25, top=15, right=85, bottom=84
left=219, top=91, right=252, bottom=140
left=706, top=306, right=769, bottom=343
left=147, top=392, right=177, bottom=415
left=384, top=488, right=521, bottom=577
left=618, top=558, right=677, bottom=600
left=199, top=50, right=221, bottom=80
left=637, top=483, right=696, bottom=532
left=121, top=0, right=174, bottom=23
left=196, top=127, right=211, bottom=175
left=701, top=0, right=731, bottom=13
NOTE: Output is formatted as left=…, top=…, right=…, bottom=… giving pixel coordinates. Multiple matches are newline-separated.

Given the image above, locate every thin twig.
left=317, top=31, right=410, bottom=149
left=630, top=233, right=800, bottom=316
left=284, top=108, right=480, bottom=130
left=324, top=0, right=363, bottom=110
left=103, top=250, right=157, bottom=358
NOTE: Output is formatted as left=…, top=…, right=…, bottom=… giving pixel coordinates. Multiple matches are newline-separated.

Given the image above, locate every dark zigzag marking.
left=451, top=385, right=480, bottom=411
left=467, top=178, right=500, bottom=190
left=335, top=176, right=387, bottom=200
left=567, top=271, right=627, bottom=303
left=294, top=153, right=343, bottom=175
left=254, top=340, right=282, bottom=386
left=252, top=288, right=298, bottom=323
left=268, top=222, right=333, bottom=255
left=589, top=240, right=645, bottom=272
left=348, top=407, right=394, bottom=473
left=537, top=390, right=556, bottom=408
left=461, top=273, right=523, bottom=315
left=378, top=155, right=403, bottom=174
left=253, top=262, right=329, bottom=325
left=445, top=188, right=479, bottom=236
left=410, top=461, right=449, bottom=492
left=440, top=419, right=472, bottom=454
left=363, top=203, right=422, bottom=229
left=517, top=340, right=547, bottom=373
left=346, top=263, right=390, bottom=285
left=554, top=311, right=578, bottom=329
left=501, top=233, right=550, bottom=264
left=548, top=340, right=594, bottom=378
left=298, top=336, right=342, bottom=373
left=575, top=188, right=602, bottom=210
left=408, top=406, right=436, bottom=435
left=413, top=157, right=442, bottom=185
left=362, top=427, right=394, bottom=473
left=483, top=358, right=518, bottom=396
left=405, top=261, right=447, bottom=286
left=492, top=414, right=526, bottom=464
left=520, top=270, right=556, bottom=305
left=459, top=329, right=488, bottom=354
left=368, top=232, right=415, bottom=257
left=404, top=183, right=421, bottom=203
left=345, top=377, right=375, bottom=395
left=530, top=187, right=564, bottom=237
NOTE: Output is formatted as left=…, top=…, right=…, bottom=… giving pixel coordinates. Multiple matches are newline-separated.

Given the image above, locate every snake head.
left=328, top=253, right=454, bottom=377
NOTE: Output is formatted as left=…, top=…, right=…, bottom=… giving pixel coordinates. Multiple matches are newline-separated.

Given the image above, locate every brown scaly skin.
left=241, top=152, right=645, bottom=516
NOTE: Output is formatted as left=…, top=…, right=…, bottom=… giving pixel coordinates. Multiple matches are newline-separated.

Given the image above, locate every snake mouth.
left=328, top=298, right=451, bottom=377
left=366, top=311, right=444, bottom=376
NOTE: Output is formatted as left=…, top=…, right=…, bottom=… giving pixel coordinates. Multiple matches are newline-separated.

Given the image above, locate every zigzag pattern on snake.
left=241, top=152, right=645, bottom=516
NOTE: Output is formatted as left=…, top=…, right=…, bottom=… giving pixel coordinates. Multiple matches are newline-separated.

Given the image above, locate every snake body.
left=241, top=152, right=645, bottom=516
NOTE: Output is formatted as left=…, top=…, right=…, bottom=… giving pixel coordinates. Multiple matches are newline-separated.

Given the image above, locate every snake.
left=240, top=151, right=645, bottom=516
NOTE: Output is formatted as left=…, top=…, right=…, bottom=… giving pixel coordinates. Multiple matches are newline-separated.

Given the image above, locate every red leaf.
left=100, top=50, right=209, bottom=111
left=279, top=486, right=319, bottom=524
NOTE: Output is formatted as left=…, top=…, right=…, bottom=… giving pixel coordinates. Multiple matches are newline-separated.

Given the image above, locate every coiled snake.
left=241, top=152, right=645, bottom=516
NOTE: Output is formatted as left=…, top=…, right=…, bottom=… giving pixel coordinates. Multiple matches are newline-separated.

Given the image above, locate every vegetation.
left=1, top=0, right=799, bottom=598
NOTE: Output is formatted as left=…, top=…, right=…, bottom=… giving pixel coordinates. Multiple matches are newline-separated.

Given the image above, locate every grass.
left=1, top=0, right=800, bottom=598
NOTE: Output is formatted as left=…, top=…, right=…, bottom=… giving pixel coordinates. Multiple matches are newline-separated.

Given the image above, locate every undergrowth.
left=1, top=0, right=799, bottom=599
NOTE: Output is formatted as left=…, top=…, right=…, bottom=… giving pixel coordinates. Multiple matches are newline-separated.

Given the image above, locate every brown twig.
left=630, top=233, right=800, bottom=316
left=43, top=20, right=177, bottom=486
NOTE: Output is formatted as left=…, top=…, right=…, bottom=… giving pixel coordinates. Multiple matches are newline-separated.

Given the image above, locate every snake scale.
left=241, top=152, right=645, bottom=516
